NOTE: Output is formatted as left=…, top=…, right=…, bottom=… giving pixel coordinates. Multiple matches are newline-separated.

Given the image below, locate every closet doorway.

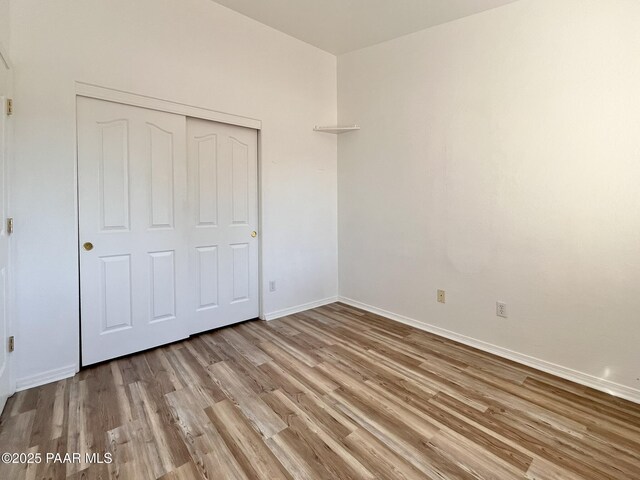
left=77, top=95, right=259, bottom=365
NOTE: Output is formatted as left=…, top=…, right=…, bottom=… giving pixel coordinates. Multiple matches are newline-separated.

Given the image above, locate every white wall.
left=0, top=0, right=9, bottom=52
left=338, top=0, right=640, bottom=397
left=10, top=0, right=337, bottom=386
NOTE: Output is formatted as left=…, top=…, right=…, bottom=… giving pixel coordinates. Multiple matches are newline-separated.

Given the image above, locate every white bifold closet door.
left=78, top=97, right=258, bottom=366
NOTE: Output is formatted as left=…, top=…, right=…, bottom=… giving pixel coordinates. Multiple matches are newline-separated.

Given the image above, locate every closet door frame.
left=74, top=82, right=265, bottom=364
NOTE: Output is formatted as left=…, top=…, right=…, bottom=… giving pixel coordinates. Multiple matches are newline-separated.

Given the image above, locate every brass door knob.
left=83, top=242, right=94, bottom=251
left=251, top=231, right=257, bottom=238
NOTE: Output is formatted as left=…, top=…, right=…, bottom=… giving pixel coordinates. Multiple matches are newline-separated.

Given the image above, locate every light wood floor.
left=1, top=303, right=640, bottom=479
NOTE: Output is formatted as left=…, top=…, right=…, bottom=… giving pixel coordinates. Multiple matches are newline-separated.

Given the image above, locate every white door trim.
left=75, top=83, right=264, bottom=367
left=75, top=82, right=262, bottom=130
left=0, top=43, right=15, bottom=406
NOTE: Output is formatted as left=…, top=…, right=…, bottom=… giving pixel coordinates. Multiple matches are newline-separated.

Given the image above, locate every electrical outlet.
left=437, top=289, right=445, bottom=303
left=496, top=301, right=507, bottom=318
left=269, top=280, right=277, bottom=292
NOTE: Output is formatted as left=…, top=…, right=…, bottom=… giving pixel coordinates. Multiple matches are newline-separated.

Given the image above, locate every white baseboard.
left=16, top=364, right=77, bottom=391
left=338, top=296, right=640, bottom=405
left=262, top=296, right=339, bottom=321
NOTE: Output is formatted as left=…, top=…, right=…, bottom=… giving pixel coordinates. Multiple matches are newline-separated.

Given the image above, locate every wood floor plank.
left=208, top=361, right=287, bottom=438
left=429, top=429, right=525, bottom=480
left=36, top=434, right=72, bottom=480
left=327, top=389, right=474, bottom=479
left=0, top=410, right=36, bottom=479
left=217, top=326, right=272, bottom=366
left=270, top=389, right=376, bottom=480
left=170, top=347, right=227, bottom=403
left=156, top=460, right=202, bottom=480
left=107, top=419, right=159, bottom=480
left=266, top=427, right=336, bottom=480
left=25, top=382, right=58, bottom=448
left=490, top=406, right=640, bottom=479
left=343, top=427, right=430, bottom=480
left=258, top=341, right=338, bottom=395
left=1, top=302, right=639, bottom=479
left=525, top=457, right=588, bottom=480
left=65, top=379, right=91, bottom=477
left=205, top=399, right=292, bottom=479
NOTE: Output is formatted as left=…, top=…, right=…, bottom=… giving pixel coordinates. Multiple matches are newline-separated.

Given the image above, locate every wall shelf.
left=313, top=125, right=360, bottom=134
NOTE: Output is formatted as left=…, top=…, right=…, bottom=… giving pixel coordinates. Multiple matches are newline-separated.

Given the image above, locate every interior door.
left=187, top=118, right=259, bottom=334
left=0, top=52, right=12, bottom=412
left=78, top=97, right=189, bottom=365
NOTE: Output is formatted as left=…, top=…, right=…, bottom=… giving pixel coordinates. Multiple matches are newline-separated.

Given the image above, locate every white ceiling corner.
left=211, top=0, right=521, bottom=55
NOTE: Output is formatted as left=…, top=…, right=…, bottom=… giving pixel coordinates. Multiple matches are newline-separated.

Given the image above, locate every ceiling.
left=212, top=0, right=520, bottom=55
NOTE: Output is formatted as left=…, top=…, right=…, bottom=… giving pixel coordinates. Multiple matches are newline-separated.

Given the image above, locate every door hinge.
left=6, top=98, right=12, bottom=116
left=6, top=217, right=13, bottom=235
left=8, top=336, right=14, bottom=353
